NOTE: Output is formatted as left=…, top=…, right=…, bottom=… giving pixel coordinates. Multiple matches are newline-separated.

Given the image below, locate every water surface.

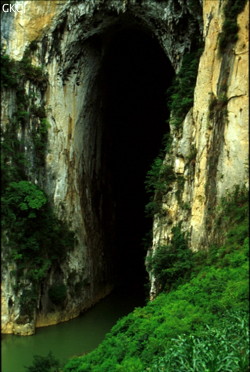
left=2, top=289, right=144, bottom=372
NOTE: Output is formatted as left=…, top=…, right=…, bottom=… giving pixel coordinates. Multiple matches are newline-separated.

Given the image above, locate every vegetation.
left=209, top=92, right=228, bottom=121
left=146, top=225, right=193, bottom=292
left=149, top=311, right=249, bottom=372
left=219, top=0, right=248, bottom=54
left=144, top=134, right=174, bottom=217
left=62, top=186, right=249, bottom=371
left=167, top=48, right=203, bottom=130
left=25, top=352, right=61, bottom=372
left=1, top=45, right=47, bottom=89
left=1, top=180, right=74, bottom=284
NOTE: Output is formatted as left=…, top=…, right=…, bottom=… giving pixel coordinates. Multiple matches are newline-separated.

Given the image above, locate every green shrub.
left=1, top=48, right=47, bottom=89
left=25, top=352, right=60, bottom=372
left=0, top=52, right=19, bottom=88
left=146, top=225, right=193, bottom=292
left=1, top=180, right=75, bottom=289
left=3, top=181, right=47, bottom=213
left=145, top=158, right=175, bottom=217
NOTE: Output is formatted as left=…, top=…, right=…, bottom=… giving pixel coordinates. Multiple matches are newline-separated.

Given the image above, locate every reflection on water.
left=2, top=289, right=144, bottom=372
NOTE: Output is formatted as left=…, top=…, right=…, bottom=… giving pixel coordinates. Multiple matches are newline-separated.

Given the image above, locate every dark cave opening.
left=97, top=24, right=174, bottom=295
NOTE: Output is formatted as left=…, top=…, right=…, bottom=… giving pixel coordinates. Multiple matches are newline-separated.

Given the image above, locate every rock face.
left=149, top=0, right=249, bottom=297
left=1, top=0, right=248, bottom=334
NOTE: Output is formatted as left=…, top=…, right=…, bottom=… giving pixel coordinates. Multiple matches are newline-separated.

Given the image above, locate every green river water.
left=2, top=290, right=144, bottom=372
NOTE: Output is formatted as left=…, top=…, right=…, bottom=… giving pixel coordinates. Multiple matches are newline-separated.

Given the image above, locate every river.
left=2, top=289, right=145, bottom=372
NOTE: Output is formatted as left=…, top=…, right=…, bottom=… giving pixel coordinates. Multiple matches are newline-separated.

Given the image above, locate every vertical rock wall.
left=150, top=0, right=249, bottom=296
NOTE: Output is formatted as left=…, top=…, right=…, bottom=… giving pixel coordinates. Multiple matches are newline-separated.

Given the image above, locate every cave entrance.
left=86, top=21, right=174, bottom=296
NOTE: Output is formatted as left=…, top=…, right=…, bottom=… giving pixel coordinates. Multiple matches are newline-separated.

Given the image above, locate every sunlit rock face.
left=1, top=0, right=248, bottom=333
left=150, top=0, right=249, bottom=297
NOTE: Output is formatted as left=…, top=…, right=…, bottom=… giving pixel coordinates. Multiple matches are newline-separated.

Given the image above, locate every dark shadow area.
left=99, top=24, right=174, bottom=296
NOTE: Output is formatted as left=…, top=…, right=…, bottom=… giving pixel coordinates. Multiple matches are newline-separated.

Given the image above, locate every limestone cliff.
left=149, top=0, right=249, bottom=296
left=1, top=0, right=248, bottom=335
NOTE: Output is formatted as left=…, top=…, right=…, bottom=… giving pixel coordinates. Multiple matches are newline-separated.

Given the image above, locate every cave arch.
left=81, top=19, right=175, bottom=294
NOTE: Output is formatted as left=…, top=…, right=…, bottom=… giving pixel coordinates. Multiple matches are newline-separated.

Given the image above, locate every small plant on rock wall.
left=167, top=48, right=203, bottom=131
left=0, top=52, right=19, bottom=88
left=19, top=288, right=37, bottom=319
left=144, top=133, right=175, bottom=217
left=209, top=93, right=228, bottom=121
left=146, top=224, right=193, bottom=292
left=145, top=158, right=175, bottom=217
left=175, top=174, right=185, bottom=203
left=219, top=0, right=248, bottom=54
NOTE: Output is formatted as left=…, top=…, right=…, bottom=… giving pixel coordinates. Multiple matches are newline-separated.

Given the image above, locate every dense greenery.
left=146, top=225, right=193, bottom=292
left=219, top=0, right=248, bottom=54
left=0, top=45, right=47, bottom=89
left=62, top=186, right=249, bottom=371
left=149, top=311, right=249, bottom=372
left=25, top=352, right=61, bottom=372
left=1, top=180, right=74, bottom=312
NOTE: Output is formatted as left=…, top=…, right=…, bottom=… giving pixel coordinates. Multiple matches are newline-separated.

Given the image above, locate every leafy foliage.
left=1, top=180, right=74, bottom=290
left=4, top=181, right=47, bottom=212
left=0, top=53, right=19, bottom=88
left=63, top=186, right=249, bottom=371
left=1, top=46, right=47, bottom=89
left=219, top=0, right=248, bottom=54
left=146, top=225, right=193, bottom=292
left=25, top=352, right=60, bottom=372
left=144, top=134, right=174, bottom=217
